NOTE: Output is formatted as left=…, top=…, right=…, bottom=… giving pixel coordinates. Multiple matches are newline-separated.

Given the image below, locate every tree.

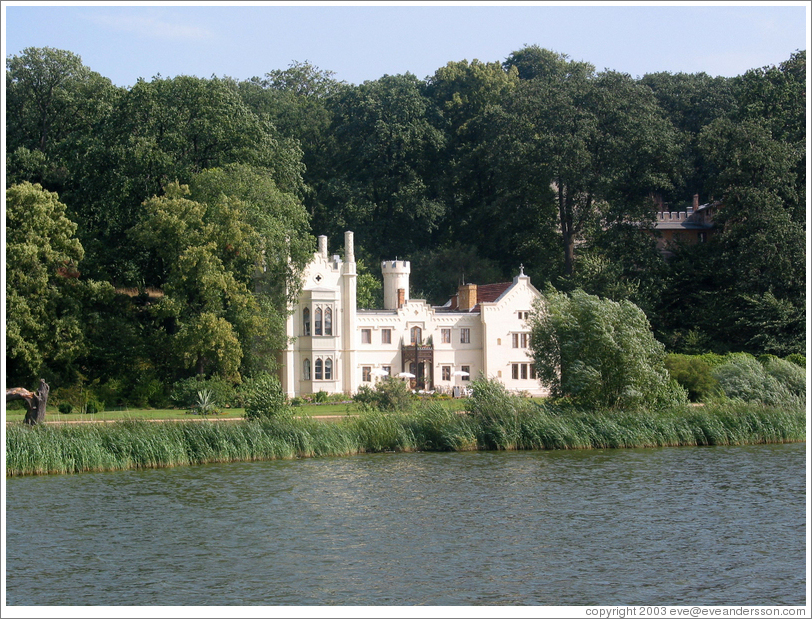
left=639, top=70, right=736, bottom=204
left=502, top=54, right=681, bottom=277
left=237, top=61, right=344, bottom=218
left=6, top=379, right=50, bottom=425
left=424, top=59, right=518, bottom=259
left=315, top=73, right=445, bottom=258
left=529, top=289, right=685, bottom=410
left=130, top=171, right=312, bottom=381
left=70, top=74, right=306, bottom=284
left=5, top=47, right=120, bottom=186
left=129, top=182, right=261, bottom=380
left=5, top=183, right=108, bottom=385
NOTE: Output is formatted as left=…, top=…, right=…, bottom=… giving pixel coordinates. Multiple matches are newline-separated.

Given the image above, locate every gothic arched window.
left=411, top=326, right=422, bottom=345
left=303, top=358, right=311, bottom=380
left=315, top=308, right=323, bottom=336
left=315, top=358, right=323, bottom=380
left=324, top=307, right=333, bottom=336
left=324, top=358, right=333, bottom=380
left=303, top=307, right=311, bottom=336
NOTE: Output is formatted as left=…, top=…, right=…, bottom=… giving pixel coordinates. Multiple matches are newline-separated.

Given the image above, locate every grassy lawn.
left=4, top=401, right=369, bottom=423
left=4, top=398, right=473, bottom=423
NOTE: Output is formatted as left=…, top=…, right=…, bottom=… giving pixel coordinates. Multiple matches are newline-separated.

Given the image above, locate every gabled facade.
left=280, top=232, right=548, bottom=398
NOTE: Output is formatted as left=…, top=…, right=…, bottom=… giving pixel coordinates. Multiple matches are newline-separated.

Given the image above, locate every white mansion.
left=280, top=231, right=548, bottom=398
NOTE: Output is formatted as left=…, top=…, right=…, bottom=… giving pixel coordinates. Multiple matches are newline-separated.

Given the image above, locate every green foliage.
left=353, top=378, right=414, bottom=413
left=171, top=376, right=237, bottom=409
left=243, top=374, right=292, bottom=421
left=8, top=400, right=803, bottom=476
left=712, top=353, right=803, bottom=407
left=5, top=46, right=806, bottom=413
left=785, top=354, right=805, bottom=368
left=761, top=357, right=806, bottom=400
left=84, top=399, right=103, bottom=415
left=529, top=289, right=687, bottom=410
left=58, top=403, right=73, bottom=415
left=5, top=183, right=91, bottom=384
left=664, top=354, right=720, bottom=402
left=187, top=390, right=220, bottom=416
left=315, top=73, right=445, bottom=257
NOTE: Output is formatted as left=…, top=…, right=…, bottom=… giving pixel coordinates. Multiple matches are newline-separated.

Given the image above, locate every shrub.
left=353, top=378, right=413, bottom=413
left=785, top=353, right=805, bottom=368
left=664, top=354, right=720, bottom=402
left=58, top=403, right=73, bottom=415
left=712, top=354, right=794, bottom=406
left=243, top=374, right=291, bottom=421
left=188, top=389, right=221, bottom=415
left=172, top=376, right=237, bottom=409
left=85, top=400, right=103, bottom=415
left=762, top=357, right=806, bottom=399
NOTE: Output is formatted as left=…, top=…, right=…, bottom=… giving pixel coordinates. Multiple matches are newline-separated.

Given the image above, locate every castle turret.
left=382, top=260, right=410, bottom=310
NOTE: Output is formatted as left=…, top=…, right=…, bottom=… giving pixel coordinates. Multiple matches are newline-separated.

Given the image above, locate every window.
left=303, top=358, right=311, bottom=380
left=361, top=328, right=371, bottom=344
left=303, top=307, right=311, bottom=336
left=411, top=326, right=422, bottom=345
left=512, top=363, right=534, bottom=380
left=461, top=365, right=470, bottom=380
left=382, top=366, right=391, bottom=378
left=315, top=358, right=323, bottom=380
left=324, top=358, right=333, bottom=380
left=442, top=366, right=451, bottom=381
left=315, top=308, right=322, bottom=336
left=362, top=367, right=371, bottom=382
left=381, top=329, right=391, bottom=344
left=513, top=333, right=529, bottom=348
left=324, top=307, right=333, bottom=336
left=441, top=328, right=451, bottom=344
left=460, top=328, right=470, bottom=344
left=698, top=232, right=707, bottom=243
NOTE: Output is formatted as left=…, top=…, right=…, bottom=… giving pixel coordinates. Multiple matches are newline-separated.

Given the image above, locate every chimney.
left=458, top=283, right=477, bottom=311
left=397, top=288, right=405, bottom=308
left=318, top=235, right=328, bottom=258
left=693, top=194, right=699, bottom=210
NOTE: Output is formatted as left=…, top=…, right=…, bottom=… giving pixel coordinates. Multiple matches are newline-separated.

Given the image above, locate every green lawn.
left=4, top=402, right=361, bottom=423
left=4, top=397, right=470, bottom=424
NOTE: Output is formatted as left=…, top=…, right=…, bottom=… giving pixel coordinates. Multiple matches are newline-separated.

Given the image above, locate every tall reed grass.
left=6, top=399, right=805, bottom=476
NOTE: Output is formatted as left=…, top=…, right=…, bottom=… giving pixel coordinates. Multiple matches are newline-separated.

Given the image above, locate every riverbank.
left=6, top=400, right=805, bottom=476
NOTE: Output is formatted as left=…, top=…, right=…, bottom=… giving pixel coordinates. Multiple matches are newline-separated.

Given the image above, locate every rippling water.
left=5, top=443, right=806, bottom=605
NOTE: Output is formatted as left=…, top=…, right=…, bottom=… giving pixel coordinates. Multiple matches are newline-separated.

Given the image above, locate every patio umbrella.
left=452, top=370, right=470, bottom=397
left=397, top=372, right=416, bottom=378
left=370, top=368, right=390, bottom=377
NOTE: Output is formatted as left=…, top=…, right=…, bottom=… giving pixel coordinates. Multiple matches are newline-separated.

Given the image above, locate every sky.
left=2, top=2, right=809, bottom=88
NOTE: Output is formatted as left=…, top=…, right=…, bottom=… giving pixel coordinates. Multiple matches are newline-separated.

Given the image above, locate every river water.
left=5, top=443, right=806, bottom=606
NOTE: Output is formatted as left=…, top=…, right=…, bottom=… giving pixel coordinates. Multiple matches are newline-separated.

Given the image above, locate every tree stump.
left=6, top=379, right=50, bottom=425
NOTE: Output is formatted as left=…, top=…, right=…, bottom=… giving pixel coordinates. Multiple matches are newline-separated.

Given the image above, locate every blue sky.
left=3, top=2, right=809, bottom=87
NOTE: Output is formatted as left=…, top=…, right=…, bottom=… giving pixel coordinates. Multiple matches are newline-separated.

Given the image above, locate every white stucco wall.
left=283, top=234, right=548, bottom=398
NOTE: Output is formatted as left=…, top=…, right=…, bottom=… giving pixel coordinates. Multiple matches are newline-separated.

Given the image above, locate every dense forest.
left=5, top=45, right=806, bottom=407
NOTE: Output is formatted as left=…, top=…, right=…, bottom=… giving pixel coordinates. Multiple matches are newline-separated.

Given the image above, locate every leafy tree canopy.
left=529, top=289, right=686, bottom=410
